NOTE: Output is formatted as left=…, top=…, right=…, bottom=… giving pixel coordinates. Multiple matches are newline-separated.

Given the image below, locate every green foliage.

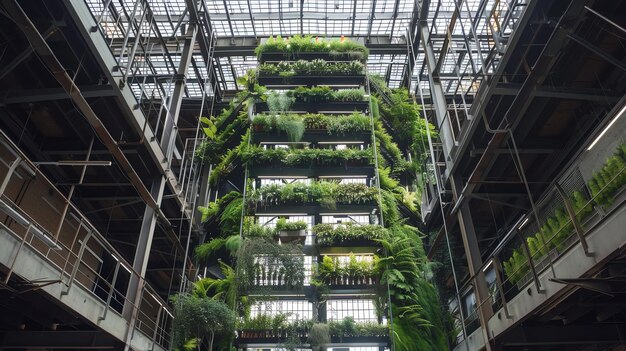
left=308, top=323, right=330, bottom=350
left=316, top=254, right=379, bottom=281
left=285, top=86, right=365, bottom=103
left=197, top=191, right=241, bottom=223
left=313, top=223, right=387, bottom=246
left=170, top=294, right=236, bottom=351
left=195, top=107, right=250, bottom=164
left=259, top=59, right=365, bottom=76
left=333, top=88, right=367, bottom=102
left=242, top=145, right=373, bottom=167
left=245, top=223, right=276, bottom=238
left=192, top=261, right=238, bottom=309
left=208, top=130, right=250, bottom=186
left=237, top=313, right=289, bottom=331
left=219, top=197, right=244, bottom=234
left=194, top=236, right=242, bottom=263
left=246, top=181, right=378, bottom=208
left=255, top=35, right=369, bottom=61
left=276, top=114, right=305, bottom=142
left=236, top=237, right=305, bottom=292
left=503, top=144, right=626, bottom=284
left=252, top=112, right=370, bottom=136
left=327, top=317, right=388, bottom=338
left=267, top=91, right=295, bottom=112
left=374, top=225, right=450, bottom=350
left=378, top=166, right=400, bottom=190
left=276, top=218, right=308, bottom=231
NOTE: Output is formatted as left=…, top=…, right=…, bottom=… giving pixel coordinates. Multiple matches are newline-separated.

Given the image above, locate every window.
left=250, top=300, right=313, bottom=321
left=321, top=215, right=370, bottom=226
left=327, top=299, right=379, bottom=323
left=259, top=178, right=311, bottom=187
left=253, top=255, right=314, bottom=286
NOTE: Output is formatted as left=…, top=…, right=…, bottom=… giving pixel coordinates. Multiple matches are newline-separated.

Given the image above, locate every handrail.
left=0, top=129, right=173, bottom=348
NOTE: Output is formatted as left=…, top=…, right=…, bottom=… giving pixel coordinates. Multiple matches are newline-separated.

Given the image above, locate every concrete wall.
left=578, top=107, right=626, bottom=182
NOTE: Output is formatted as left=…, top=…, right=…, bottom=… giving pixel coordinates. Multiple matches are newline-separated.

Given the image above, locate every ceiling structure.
left=82, top=0, right=527, bottom=111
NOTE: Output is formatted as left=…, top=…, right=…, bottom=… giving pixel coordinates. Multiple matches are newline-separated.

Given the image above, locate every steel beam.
left=568, top=32, right=626, bottom=72
left=122, top=3, right=198, bottom=348
left=0, top=331, right=121, bottom=349
left=0, top=85, right=116, bottom=105
left=493, top=83, right=622, bottom=102
left=499, top=324, right=626, bottom=346
left=417, top=5, right=455, bottom=169
left=453, top=0, right=593, bottom=211
left=62, top=0, right=186, bottom=210
left=159, top=23, right=198, bottom=161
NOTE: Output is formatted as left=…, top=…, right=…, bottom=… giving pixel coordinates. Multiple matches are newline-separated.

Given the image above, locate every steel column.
left=450, top=175, right=494, bottom=351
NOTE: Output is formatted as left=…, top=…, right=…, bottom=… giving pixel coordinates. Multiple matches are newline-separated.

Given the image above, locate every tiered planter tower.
left=236, top=39, right=390, bottom=350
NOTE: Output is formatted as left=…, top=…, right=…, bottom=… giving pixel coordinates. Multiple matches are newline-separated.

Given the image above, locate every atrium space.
left=0, top=1, right=625, bottom=351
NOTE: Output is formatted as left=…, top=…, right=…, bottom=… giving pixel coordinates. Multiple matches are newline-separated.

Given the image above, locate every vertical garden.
left=172, top=35, right=453, bottom=351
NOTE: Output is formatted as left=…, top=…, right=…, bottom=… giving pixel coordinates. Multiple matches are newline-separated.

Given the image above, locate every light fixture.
left=34, top=160, right=112, bottom=166
left=482, top=259, right=493, bottom=272
left=587, top=103, right=626, bottom=150
left=518, top=217, right=529, bottom=230
left=0, top=199, right=60, bottom=249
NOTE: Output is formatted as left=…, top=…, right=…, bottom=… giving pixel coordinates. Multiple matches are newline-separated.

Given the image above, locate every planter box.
left=252, top=203, right=377, bottom=215
left=249, top=165, right=375, bottom=178
left=329, top=335, right=389, bottom=344
left=258, top=74, right=366, bottom=87
left=252, top=130, right=371, bottom=143
left=255, top=101, right=369, bottom=113
left=278, top=229, right=306, bottom=243
left=326, top=276, right=380, bottom=287
left=258, top=51, right=366, bottom=63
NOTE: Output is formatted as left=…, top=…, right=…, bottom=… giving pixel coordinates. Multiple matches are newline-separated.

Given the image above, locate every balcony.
left=452, top=139, right=626, bottom=350
left=0, top=132, right=170, bottom=350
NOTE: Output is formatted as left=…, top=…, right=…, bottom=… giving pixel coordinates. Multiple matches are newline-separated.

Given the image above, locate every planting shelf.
left=258, top=51, right=366, bottom=64
left=249, top=165, right=375, bottom=178
left=318, top=241, right=380, bottom=254
left=252, top=130, right=372, bottom=143
left=251, top=204, right=377, bottom=215
left=255, top=101, right=369, bottom=113
left=258, top=74, right=366, bottom=87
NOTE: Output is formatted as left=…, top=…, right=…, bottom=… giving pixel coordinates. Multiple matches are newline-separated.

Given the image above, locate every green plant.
left=251, top=112, right=371, bottom=136
left=288, top=86, right=334, bottom=103
left=308, top=323, right=330, bottom=351
left=171, top=294, right=236, bottom=351
left=236, top=237, right=305, bottom=291
left=276, top=218, right=308, bottom=231
left=237, top=313, right=289, bottom=331
left=246, top=223, right=276, bottom=238
left=258, top=59, right=366, bottom=76
left=333, top=88, right=366, bottom=102
left=276, top=114, right=305, bottom=142
left=246, top=181, right=378, bottom=208
left=314, top=223, right=388, bottom=245
left=255, top=35, right=369, bottom=61
left=192, top=261, right=238, bottom=309
left=267, top=91, right=294, bottom=112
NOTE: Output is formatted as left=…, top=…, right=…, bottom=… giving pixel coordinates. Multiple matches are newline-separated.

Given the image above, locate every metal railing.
left=450, top=148, right=626, bottom=343
left=0, top=131, right=172, bottom=349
